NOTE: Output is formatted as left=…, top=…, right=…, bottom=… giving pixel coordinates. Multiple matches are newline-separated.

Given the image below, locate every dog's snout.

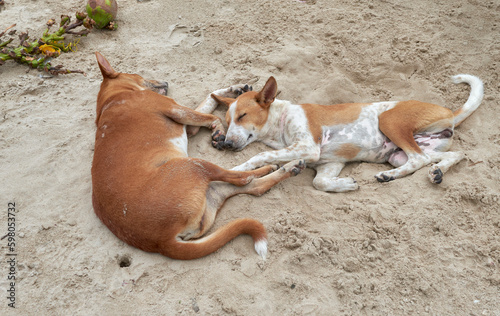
left=154, top=81, right=169, bottom=89
left=223, top=138, right=246, bottom=151
left=144, top=80, right=169, bottom=96
left=154, top=81, right=169, bottom=95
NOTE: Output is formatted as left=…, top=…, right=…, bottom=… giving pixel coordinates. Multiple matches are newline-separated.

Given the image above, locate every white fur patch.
left=170, top=129, right=188, bottom=155
left=254, top=239, right=268, bottom=260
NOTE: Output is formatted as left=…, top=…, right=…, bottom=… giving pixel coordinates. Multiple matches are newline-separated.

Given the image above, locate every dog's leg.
left=202, top=160, right=305, bottom=235
left=312, top=162, right=359, bottom=192
left=206, top=159, right=305, bottom=211
left=155, top=99, right=228, bottom=147
left=387, top=131, right=462, bottom=184
left=232, top=143, right=319, bottom=171
left=427, top=151, right=465, bottom=184
left=241, top=159, right=305, bottom=196
left=376, top=101, right=454, bottom=182
left=375, top=153, right=432, bottom=182
left=160, top=102, right=224, bottom=130
left=187, top=159, right=304, bottom=259
left=179, top=157, right=278, bottom=186
left=160, top=159, right=301, bottom=260
left=376, top=122, right=431, bottom=182
left=211, top=163, right=280, bottom=186
left=187, top=84, right=252, bottom=137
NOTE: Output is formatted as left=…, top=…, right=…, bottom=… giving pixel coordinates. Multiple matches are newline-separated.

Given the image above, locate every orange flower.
left=39, top=44, right=61, bottom=57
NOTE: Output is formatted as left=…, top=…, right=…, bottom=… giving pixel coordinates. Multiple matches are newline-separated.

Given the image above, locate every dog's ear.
left=95, top=52, right=118, bottom=79
left=257, top=76, right=277, bottom=108
left=211, top=94, right=235, bottom=107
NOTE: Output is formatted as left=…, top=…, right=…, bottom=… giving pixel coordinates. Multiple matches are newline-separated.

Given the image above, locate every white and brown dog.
left=211, top=75, right=483, bottom=192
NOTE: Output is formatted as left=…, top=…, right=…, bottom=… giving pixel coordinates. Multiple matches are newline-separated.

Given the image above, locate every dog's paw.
left=282, top=159, right=306, bottom=176
left=225, top=84, right=253, bottom=97
left=263, top=164, right=280, bottom=173
left=375, top=172, right=395, bottom=182
left=428, top=165, right=443, bottom=184
left=340, top=177, right=359, bottom=191
left=233, top=84, right=253, bottom=96
left=211, top=130, right=226, bottom=150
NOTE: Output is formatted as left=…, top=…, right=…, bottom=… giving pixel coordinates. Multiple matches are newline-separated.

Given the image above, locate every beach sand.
left=1, top=0, right=499, bottom=314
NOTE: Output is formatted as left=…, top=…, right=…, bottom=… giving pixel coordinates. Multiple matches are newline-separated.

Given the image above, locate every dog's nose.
left=224, top=140, right=234, bottom=149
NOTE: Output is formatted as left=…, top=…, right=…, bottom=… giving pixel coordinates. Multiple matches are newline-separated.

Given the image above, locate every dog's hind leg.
left=427, top=151, right=465, bottom=183
left=193, top=159, right=305, bottom=258
left=197, top=159, right=279, bottom=187
left=205, top=159, right=305, bottom=216
left=375, top=101, right=455, bottom=182
left=312, top=162, right=359, bottom=192
left=414, top=130, right=464, bottom=183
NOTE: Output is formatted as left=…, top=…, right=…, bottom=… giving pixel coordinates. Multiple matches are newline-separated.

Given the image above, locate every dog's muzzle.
left=152, top=81, right=169, bottom=96
left=145, top=80, right=169, bottom=96
left=223, top=140, right=235, bottom=150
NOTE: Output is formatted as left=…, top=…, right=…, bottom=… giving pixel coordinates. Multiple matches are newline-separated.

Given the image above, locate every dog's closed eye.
left=237, top=113, right=247, bottom=121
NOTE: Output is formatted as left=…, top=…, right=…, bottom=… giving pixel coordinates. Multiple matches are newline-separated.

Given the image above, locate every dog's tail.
left=451, top=74, right=484, bottom=127
left=163, top=218, right=267, bottom=260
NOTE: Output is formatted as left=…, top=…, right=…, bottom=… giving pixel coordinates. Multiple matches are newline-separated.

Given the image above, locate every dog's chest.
left=317, top=102, right=398, bottom=163
left=169, top=126, right=188, bottom=156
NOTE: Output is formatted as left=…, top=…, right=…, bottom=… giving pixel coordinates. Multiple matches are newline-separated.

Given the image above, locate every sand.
left=1, top=0, right=499, bottom=314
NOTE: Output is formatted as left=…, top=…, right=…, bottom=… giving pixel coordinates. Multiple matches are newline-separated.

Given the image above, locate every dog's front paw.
left=428, top=165, right=443, bottom=184
left=211, top=130, right=226, bottom=150
left=342, top=178, right=359, bottom=191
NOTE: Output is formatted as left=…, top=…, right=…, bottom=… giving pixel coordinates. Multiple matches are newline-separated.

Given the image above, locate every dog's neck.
left=260, top=99, right=293, bottom=147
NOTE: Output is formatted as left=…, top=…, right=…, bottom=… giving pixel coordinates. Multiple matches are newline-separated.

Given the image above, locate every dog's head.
left=95, top=52, right=169, bottom=96
left=211, top=76, right=278, bottom=150
left=95, top=52, right=169, bottom=122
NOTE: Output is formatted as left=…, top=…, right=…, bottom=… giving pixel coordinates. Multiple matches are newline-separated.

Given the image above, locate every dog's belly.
left=316, top=102, right=399, bottom=164
left=317, top=126, right=396, bottom=164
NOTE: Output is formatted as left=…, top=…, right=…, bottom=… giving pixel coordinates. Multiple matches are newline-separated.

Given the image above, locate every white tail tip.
left=451, top=74, right=482, bottom=86
left=254, top=239, right=268, bottom=260
left=451, top=74, right=466, bottom=84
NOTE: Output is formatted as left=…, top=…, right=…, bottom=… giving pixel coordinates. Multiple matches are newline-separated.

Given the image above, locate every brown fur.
left=302, top=103, right=368, bottom=143
left=378, top=100, right=454, bottom=153
left=335, top=143, right=362, bottom=160
left=91, top=52, right=300, bottom=260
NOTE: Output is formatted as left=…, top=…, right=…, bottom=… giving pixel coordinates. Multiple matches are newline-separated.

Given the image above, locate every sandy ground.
left=1, top=0, right=500, bottom=314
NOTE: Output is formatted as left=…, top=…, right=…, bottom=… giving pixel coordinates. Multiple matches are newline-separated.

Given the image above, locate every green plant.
left=0, top=12, right=95, bottom=75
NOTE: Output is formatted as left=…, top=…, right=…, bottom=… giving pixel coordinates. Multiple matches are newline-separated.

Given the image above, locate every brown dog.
left=91, top=52, right=304, bottom=260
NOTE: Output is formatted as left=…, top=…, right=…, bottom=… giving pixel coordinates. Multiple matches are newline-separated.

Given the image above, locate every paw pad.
left=235, top=84, right=253, bottom=96
left=375, top=174, right=395, bottom=182
left=211, top=130, right=226, bottom=150
left=430, top=168, right=443, bottom=184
